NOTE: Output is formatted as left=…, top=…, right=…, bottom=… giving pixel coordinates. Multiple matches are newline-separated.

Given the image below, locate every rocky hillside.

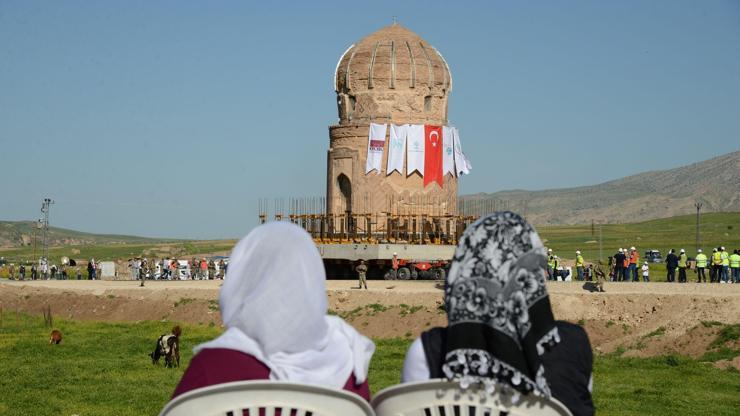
left=0, top=221, right=164, bottom=248
left=462, top=151, right=740, bottom=225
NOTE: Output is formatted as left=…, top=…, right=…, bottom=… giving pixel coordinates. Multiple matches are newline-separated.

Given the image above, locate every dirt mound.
left=1, top=280, right=738, bottom=359
left=713, top=356, right=740, bottom=370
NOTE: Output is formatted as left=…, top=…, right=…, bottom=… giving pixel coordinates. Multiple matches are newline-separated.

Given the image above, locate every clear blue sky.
left=1, top=0, right=739, bottom=239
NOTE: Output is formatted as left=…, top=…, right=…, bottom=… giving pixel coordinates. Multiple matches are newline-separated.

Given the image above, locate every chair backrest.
left=371, top=380, right=572, bottom=416
left=159, top=380, right=375, bottom=416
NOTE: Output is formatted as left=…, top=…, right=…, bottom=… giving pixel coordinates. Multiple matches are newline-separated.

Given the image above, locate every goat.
left=149, top=326, right=181, bottom=368
left=49, top=329, right=62, bottom=344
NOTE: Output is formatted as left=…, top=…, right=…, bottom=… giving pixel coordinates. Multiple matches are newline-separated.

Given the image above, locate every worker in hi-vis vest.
left=547, top=249, right=556, bottom=281
left=695, top=249, right=708, bottom=283
left=711, top=248, right=722, bottom=283
left=720, top=247, right=730, bottom=283
left=628, top=247, right=640, bottom=282
left=730, top=249, right=740, bottom=284
left=575, top=251, right=585, bottom=281
left=677, top=249, right=688, bottom=283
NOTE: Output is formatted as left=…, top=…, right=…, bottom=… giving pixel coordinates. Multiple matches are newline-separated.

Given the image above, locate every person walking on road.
left=731, top=249, right=740, bottom=284
left=356, top=260, right=368, bottom=289
left=665, top=249, right=678, bottom=283
left=677, top=249, right=688, bottom=283
left=575, top=251, right=585, bottom=281
left=594, top=261, right=607, bottom=292
left=695, top=249, right=708, bottom=283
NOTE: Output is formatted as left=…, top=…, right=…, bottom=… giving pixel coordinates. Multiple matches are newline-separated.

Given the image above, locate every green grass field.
left=1, top=314, right=737, bottom=415
left=0, top=240, right=236, bottom=268
left=537, top=212, right=739, bottom=262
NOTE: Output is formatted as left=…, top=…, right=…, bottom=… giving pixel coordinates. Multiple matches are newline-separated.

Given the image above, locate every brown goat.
left=49, top=329, right=62, bottom=344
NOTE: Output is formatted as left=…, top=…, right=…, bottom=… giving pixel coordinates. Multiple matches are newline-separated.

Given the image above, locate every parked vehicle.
left=644, top=250, right=663, bottom=263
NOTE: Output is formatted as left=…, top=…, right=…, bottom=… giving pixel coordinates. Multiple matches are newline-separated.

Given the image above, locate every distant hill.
left=462, top=151, right=740, bottom=225
left=0, top=221, right=166, bottom=248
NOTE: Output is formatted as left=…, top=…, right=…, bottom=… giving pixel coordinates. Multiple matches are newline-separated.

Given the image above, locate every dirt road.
left=1, top=279, right=738, bottom=359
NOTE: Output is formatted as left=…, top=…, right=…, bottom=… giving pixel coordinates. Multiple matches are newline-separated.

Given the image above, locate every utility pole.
left=695, top=202, right=703, bottom=252
left=598, top=222, right=603, bottom=262
left=33, top=218, right=43, bottom=263
left=40, top=198, right=54, bottom=264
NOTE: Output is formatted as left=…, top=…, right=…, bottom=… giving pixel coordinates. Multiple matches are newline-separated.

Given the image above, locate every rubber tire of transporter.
left=397, top=267, right=411, bottom=280
left=384, top=269, right=398, bottom=280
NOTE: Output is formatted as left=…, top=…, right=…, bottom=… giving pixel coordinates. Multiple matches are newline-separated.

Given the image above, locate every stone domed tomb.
left=327, top=24, right=459, bottom=233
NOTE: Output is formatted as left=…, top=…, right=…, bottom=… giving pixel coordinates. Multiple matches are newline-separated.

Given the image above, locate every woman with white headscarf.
left=401, top=212, right=594, bottom=415
left=173, top=222, right=375, bottom=400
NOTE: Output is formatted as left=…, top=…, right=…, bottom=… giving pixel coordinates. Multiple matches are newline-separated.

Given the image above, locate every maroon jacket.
left=173, top=348, right=371, bottom=401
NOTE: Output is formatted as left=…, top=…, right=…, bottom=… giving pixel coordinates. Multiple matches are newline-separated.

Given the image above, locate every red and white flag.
left=424, top=125, right=443, bottom=187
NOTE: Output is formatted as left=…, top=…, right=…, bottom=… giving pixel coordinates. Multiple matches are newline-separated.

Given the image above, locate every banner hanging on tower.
left=365, top=123, right=387, bottom=174
left=453, top=127, right=470, bottom=176
left=406, top=124, right=425, bottom=176
left=387, top=124, right=407, bottom=175
left=424, top=125, right=443, bottom=187
left=442, top=126, right=455, bottom=177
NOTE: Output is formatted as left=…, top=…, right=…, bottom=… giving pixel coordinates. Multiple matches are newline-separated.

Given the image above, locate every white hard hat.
left=630, top=246, right=636, bottom=250
left=393, top=252, right=397, bottom=256
left=721, top=246, right=725, bottom=250
left=619, top=248, right=623, bottom=252
left=680, top=249, right=685, bottom=253
left=553, top=255, right=558, bottom=259
left=548, top=248, right=552, bottom=252
left=697, top=249, right=702, bottom=253
left=576, top=250, right=581, bottom=254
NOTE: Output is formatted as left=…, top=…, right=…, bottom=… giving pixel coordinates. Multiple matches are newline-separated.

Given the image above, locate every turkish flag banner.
left=424, top=125, right=443, bottom=187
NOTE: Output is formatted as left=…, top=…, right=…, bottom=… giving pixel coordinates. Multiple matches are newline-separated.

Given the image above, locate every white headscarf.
left=194, top=222, right=375, bottom=388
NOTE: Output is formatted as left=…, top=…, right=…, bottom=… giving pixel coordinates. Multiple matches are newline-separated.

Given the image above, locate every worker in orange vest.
left=629, top=246, right=640, bottom=282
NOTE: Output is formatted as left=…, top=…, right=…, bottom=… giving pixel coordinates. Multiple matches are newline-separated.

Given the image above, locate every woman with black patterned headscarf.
left=401, top=212, right=594, bottom=416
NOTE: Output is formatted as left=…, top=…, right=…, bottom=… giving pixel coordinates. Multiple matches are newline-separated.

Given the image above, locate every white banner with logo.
left=406, top=124, right=425, bottom=175
left=387, top=124, right=407, bottom=175
left=453, top=127, right=470, bottom=175
left=365, top=123, right=387, bottom=174
left=442, top=126, right=455, bottom=177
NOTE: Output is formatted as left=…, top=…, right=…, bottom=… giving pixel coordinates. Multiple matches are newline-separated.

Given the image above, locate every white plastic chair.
left=159, top=380, right=375, bottom=416
left=371, top=380, right=572, bottom=416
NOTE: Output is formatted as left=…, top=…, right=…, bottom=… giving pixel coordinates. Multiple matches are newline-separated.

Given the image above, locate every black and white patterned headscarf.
left=443, top=212, right=559, bottom=398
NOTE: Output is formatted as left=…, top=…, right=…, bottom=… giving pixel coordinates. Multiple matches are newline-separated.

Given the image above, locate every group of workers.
left=128, top=257, right=228, bottom=281
left=546, top=246, right=739, bottom=284
left=0, top=258, right=100, bottom=280
left=607, top=247, right=648, bottom=282
left=546, top=249, right=599, bottom=282
left=677, top=247, right=739, bottom=283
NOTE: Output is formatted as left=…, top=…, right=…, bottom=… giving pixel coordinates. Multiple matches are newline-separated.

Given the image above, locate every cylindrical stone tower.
left=327, top=24, right=457, bottom=232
